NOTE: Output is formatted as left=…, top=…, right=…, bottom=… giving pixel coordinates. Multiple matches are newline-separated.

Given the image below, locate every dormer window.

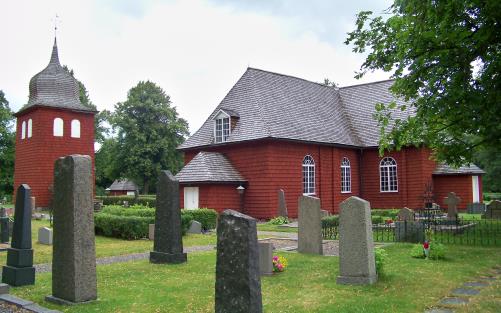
left=215, top=116, right=230, bottom=143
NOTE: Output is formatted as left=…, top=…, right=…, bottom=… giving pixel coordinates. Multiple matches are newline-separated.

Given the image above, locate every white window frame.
left=21, top=121, right=26, bottom=139
left=380, top=157, right=398, bottom=192
left=53, top=118, right=64, bottom=137
left=302, top=155, right=315, bottom=195
left=27, top=119, right=32, bottom=138
left=213, top=110, right=231, bottom=143
left=341, top=157, right=351, bottom=193
left=71, top=119, right=81, bottom=138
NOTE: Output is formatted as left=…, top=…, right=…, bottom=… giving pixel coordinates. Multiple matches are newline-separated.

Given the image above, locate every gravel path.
left=34, top=244, right=215, bottom=274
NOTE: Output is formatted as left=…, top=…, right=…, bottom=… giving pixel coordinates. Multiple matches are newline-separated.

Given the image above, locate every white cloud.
left=0, top=0, right=391, bottom=134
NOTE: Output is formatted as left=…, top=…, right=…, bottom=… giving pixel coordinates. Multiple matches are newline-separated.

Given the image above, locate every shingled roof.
left=107, top=179, right=139, bottom=191
left=15, top=38, right=96, bottom=117
left=433, top=163, right=485, bottom=175
left=175, top=152, right=246, bottom=183
left=179, top=68, right=412, bottom=150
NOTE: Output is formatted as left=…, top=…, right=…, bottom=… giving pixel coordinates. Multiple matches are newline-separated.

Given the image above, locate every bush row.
left=101, top=205, right=155, bottom=217
left=95, top=196, right=156, bottom=207
left=371, top=209, right=399, bottom=219
left=181, top=209, right=218, bottom=231
left=321, top=214, right=393, bottom=227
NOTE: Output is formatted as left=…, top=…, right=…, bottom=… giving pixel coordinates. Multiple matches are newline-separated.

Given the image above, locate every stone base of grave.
left=1, top=266, right=35, bottom=286
left=336, top=274, right=377, bottom=285
left=149, top=251, right=187, bottom=264
left=6, top=248, right=33, bottom=267
left=0, top=283, right=10, bottom=294
left=46, top=295, right=97, bottom=306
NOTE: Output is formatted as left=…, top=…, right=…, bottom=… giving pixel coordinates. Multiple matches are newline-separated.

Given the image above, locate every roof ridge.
left=247, top=69, right=272, bottom=137
left=335, top=89, right=363, bottom=146
left=339, top=79, right=395, bottom=89
left=247, top=67, right=336, bottom=89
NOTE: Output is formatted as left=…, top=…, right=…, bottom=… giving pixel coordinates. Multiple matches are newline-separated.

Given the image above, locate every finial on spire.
left=49, top=14, right=60, bottom=66
left=53, top=14, right=59, bottom=38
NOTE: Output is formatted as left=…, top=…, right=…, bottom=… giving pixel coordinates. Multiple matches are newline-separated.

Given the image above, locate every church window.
left=53, top=118, right=64, bottom=137
left=71, top=119, right=80, bottom=138
left=21, top=121, right=26, bottom=139
left=380, top=157, right=398, bottom=192
left=302, top=155, right=315, bottom=195
left=27, top=119, right=32, bottom=138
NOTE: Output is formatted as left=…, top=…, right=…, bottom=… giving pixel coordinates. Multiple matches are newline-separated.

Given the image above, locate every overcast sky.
left=1, top=0, right=392, bottom=134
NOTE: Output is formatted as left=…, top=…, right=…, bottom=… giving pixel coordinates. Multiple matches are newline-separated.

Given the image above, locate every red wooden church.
left=176, top=68, right=484, bottom=218
left=13, top=39, right=96, bottom=208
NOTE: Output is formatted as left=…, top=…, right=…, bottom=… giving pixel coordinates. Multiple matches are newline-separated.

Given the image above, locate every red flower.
left=423, top=242, right=429, bottom=249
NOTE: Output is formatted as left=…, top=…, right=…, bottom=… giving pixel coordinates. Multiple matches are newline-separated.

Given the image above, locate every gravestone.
left=46, top=155, right=97, bottom=304
left=258, top=242, right=273, bottom=276
left=38, top=227, right=53, bottom=245
left=485, top=200, right=501, bottom=219
left=215, top=209, right=262, bottom=313
left=30, top=197, right=36, bottom=213
left=2, top=184, right=35, bottom=286
left=397, top=207, right=414, bottom=221
left=148, top=224, right=155, bottom=240
left=298, top=196, right=323, bottom=255
left=0, top=208, right=9, bottom=243
left=188, top=220, right=202, bottom=234
left=337, top=196, right=377, bottom=285
left=444, top=192, right=461, bottom=221
left=395, top=221, right=425, bottom=243
left=93, top=200, right=103, bottom=212
left=149, top=171, right=186, bottom=264
left=467, top=203, right=486, bottom=214
left=277, top=189, right=288, bottom=218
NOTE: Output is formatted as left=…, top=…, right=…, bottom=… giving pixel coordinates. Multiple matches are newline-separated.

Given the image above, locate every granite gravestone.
left=0, top=208, right=9, bottom=243
left=215, top=210, right=262, bottom=313
left=485, top=200, right=501, bottom=219
left=46, top=155, right=97, bottom=304
left=277, top=189, right=288, bottom=218
left=2, top=184, right=35, bottom=286
left=395, top=221, right=425, bottom=243
left=258, top=242, right=273, bottom=276
left=38, top=227, right=53, bottom=245
left=188, top=220, right=202, bottom=234
left=444, top=192, right=461, bottom=221
left=337, top=196, right=377, bottom=285
left=149, top=171, right=186, bottom=264
left=148, top=224, right=155, bottom=240
left=467, top=203, right=486, bottom=214
left=397, top=207, right=414, bottom=221
left=298, top=196, right=323, bottom=255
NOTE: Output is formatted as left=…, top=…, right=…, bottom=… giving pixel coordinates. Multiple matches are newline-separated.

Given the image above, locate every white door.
left=184, top=187, right=199, bottom=210
left=472, top=176, right=480, bottom=203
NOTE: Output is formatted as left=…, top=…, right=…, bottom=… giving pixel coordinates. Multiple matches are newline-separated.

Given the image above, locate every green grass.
left=0, top=220, right=217, bottom=265
left=454, top=271, right=501, bottom=313
left=1, top=203, right=14, bottom=209
left=10, top=244, right=501, bottom=312
left=257, top=223, right=298, bottom=233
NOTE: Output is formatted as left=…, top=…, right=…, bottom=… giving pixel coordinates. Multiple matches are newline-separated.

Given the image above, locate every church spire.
left=49, top=37, right=60, bottom=66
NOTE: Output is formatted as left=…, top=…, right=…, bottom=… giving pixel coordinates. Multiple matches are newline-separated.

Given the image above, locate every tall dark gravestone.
left=46, top=155, right=97, bottom=304
left=215, top=210, right=262, bottom=313
left=0, top=208, right=10, bottom=243
left=2, top=184, right=35, bottom=286
left=150, top=171, right=187, bottom=264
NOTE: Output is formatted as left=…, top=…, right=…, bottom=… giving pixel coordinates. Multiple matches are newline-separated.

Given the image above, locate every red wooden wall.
left=433, top=175, right=481, bottom=210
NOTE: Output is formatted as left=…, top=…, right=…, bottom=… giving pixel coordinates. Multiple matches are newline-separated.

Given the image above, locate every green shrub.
left=101, top=205, right=155, bottom=217
left=181, top=208, right=217, bottom=231
left=94, top=213, right=153, bottom=240
left=410, top=242, right=446, bottom=260
left=321, top=215, right=339, bottom=228
left=371, top=216, right=384, bottom=224
left=267, top=216, right=289, bottom=225
left=181, top=214, right=194, bottom=235
left=374, top=247, right=388, bottom=275
left=371, top=209, right=399, bottom=219
left=95, top=196, right=156, bottom=208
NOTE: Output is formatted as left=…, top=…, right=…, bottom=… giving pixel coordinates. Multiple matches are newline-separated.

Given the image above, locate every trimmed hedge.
left=101, top=205, right=155, bottom=217
left=321, top=215, right=339, bottom=228
left=371, top=209, right=399, bottom=219
left=181, top=208, right=218, bottom=231
left=96, top=196, right=156, bottom=208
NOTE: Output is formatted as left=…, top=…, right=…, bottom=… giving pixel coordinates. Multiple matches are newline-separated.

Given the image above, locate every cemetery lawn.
left=257, top=223, right=298, bottom=233
left=11, top=244, right=501, bottom=313
left=0, top=220, right=217, bottom=265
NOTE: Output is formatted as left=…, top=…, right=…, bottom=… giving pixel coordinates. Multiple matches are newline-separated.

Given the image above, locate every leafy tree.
left=95, top=137, right=121, bottom=191
left=474, top=146, right=501, bottom=192
left=63, top=66, right=109, bottom=143
left=345, top=0, right=501, bottom=166
left=322, top=78, right=338, bottom=87
left=0, top=90, right=15, bottom=196
left=111, top=81, right=189, bottom=194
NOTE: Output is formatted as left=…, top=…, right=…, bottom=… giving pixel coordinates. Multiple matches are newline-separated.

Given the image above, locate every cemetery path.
left=257, top=231, right=298, bottom=239
left=32, top=244, right=216, bottom=274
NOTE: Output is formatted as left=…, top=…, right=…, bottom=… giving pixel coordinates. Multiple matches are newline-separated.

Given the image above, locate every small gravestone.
left=0, top=208, right=9, bottom=243
left=258, top=242, right=273, bottom=276
left=215, top=210, right=262, bottom=313
left=320, top=209, right=329, bottom=218
left=395, top=221, right=425, bottom=243
left=93, top=200, right=103, bottom=212
left=30, top=197, right=36, bottom=213
left=444, top=192, right=461, bottom=221
left=149, top=171, right=186, bottom=264
left=38, top=227, right=53, bottom=245
left=2, top=184, right=35, bottom=286
left=337, top=196, right=377, bottom=285
left=188, top=220, right=202, bottom=234
left=148, top=224, right=155, bottom=240
left=123, top=201, right=129, bottom=208
left=484, top=200, right=501, bottom=219
left=277, top=189, right=288, bottom=218
left=467, top=203, right=486, bottom=214
left=298, top=196, right=322, bottom=255
left=397, top=207, right=414, bottom=221
left=432, top=203, right=440, bottom=210
left=46, top=155, right=97, bottom=304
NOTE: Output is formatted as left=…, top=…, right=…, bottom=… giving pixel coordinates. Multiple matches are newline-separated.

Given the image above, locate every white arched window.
left=21, top=121, right=26, bottom=139
left=302, top=155, right=315, bottom=195
left=27, top=119, right=32, bottom=138
left=71, top=119, right=81, bottom=138
left=341, top=157, right=351, bottom=193
left=380, top=157, right=398, bottom=192
left=53, top=118, right=64, bottom=137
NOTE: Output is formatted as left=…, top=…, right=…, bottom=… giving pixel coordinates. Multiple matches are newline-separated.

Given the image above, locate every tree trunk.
left=143, top=178, right=149, bottom=195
